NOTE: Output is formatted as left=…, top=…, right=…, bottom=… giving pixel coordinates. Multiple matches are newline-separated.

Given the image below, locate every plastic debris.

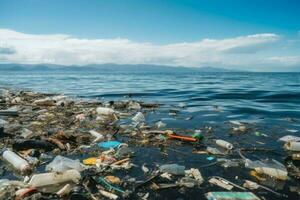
left=185, top=168, right=204, bottom=183
left=159, top=164, right=185, bottom=175
left=245, top=159, right=288, bottom=180
left=206, top=147, right=226, bottom=155
left=215, top=139, right=233, bottom=150
left=132, top=112, right=145, bottom=123
left=89, top=130, right=105, bottom=143
left=206, top=192, right=260, bottom=200
left=207, top=156, right=215, bottom=161
left=46, top=155, right=85, bottom=172
left=284, top=141, right=300, bottom=151
left=96, top=107, right=115, bottom=115
left=278, top=135, right=300, bottom=142
left=2, top=149, right=31, bottom=174
left=168, top=133, right=197, bottom=142
left=28, top=169, right=81, bottom=188
left=155, top=121, right=166, bottom=129
left=209, top=177, right=233, bottom=190
left=98, top=141, right=121, bottom=149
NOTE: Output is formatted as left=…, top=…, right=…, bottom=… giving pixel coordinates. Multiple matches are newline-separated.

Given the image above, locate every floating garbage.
left=168, top=133, right=197, bottom=142
left=278, top=135, right=300, bottom=142
left=245, top=158, right=288, bottom=180
left=127, top=101, right=141, bottom=110
left=206, top=147, right=226, bottom=155
left=284, top=141, right=300, bottom=151
left=96, top=107, right=115, bottom=115
left=2, top=149, right=31, bottom=174
left=0, top=88, right=297, bottom=199
left=98, top=141, right=122, bottom=149
left=206, top=192, right=260, bottom=200
left=155, top=121, right=166, bottom=129
left=215, top=139, right=233, bottom=150
left=89, top=130, right=105, bottom=143
left=159, top=164, right=185, bottom=175
left=132, top=112, right=145, bottom=123
left=46, top=155, right=85, bottom=172
left=28, top=169, right=81, bottom=188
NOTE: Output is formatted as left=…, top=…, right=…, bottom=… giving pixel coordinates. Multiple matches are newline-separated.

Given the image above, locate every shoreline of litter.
left=0, top=88, right=299, bottom=200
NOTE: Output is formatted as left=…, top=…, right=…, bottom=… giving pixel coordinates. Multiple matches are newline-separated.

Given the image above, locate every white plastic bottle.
left=2, top=149, right=31, bottom=174
left=96, top=107, right=115, bottom=115
left=28, top=169, right=81, bottom=188
left=215, top=139, right=233, bottom=150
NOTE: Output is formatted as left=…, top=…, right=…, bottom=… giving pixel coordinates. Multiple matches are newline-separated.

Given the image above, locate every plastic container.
left=46, top=155, right=84, bottom=172
left=2, top=149, right=31, bottom=174
left=245, top=159, right=288, bottom=180
left=159, top=164, right=185, bottom=175
left=96, top=107, right=115, bottom=115
left=284, top=141, right=300, bottom=151
left=28, top=169, right=81, bottom=188
left=132, top=112, right=145, bottom=123
left=216, top=139, right=233, bottom=150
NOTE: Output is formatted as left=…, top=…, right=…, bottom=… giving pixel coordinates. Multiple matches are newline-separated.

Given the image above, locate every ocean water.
left=1, top=71, right=300, bottom=199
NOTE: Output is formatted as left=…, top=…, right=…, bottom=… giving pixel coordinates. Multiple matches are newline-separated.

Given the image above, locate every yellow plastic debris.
left=83, top=157, right=97, bottom=165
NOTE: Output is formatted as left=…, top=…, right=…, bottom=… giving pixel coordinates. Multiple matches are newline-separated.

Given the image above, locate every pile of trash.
left=0, top=88, right=299, bottom=199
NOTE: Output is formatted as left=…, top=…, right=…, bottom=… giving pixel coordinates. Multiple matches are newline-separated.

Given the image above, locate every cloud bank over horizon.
left=0, top=29, right=299, bottom=71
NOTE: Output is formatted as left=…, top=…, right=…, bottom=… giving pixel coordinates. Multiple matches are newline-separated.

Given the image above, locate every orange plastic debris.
left=168, top=134, right=197, bottom=142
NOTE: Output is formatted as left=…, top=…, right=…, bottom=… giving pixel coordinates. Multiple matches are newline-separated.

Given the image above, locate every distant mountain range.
left=0, top=63, right=244, bottom=73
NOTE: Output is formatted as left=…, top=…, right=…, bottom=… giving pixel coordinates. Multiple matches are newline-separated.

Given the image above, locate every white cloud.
left=0, top=29, right=283, bottom=68
left=267, top=56, right=300, bottom=66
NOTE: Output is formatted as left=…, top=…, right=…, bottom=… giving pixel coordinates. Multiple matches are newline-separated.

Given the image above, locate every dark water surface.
left=1, top=71, right=300, bottom=199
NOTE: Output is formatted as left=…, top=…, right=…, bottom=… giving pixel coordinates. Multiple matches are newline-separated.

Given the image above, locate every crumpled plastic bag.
left=46, top=155, right=85, bottom=172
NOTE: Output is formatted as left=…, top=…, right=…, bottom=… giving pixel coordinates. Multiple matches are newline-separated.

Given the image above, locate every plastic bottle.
left=216, top=139, right=233, bottom=150
left=2, top=149, right=31, bottom=174
left=284, top=141, right=300, bottom=151
left=132, top=112, right=145, bottom=123
left=159, top=164, right=185, bottom=175
left=96, top=107, right=115, bottom=115
left=28, top=169, right=81, bottom=188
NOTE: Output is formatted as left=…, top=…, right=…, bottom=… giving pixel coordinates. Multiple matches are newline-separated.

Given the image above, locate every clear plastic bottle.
left=2, top=149, right=31, bottom=174
left=132, top=112, right=145, bottom=123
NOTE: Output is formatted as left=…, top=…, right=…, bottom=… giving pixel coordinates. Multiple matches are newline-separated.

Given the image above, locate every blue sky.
left=0, top=0, right=299, bottom=71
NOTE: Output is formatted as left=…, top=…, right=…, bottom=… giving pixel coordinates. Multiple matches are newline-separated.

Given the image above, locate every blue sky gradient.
left=0, top=0, right=299, bottom=71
